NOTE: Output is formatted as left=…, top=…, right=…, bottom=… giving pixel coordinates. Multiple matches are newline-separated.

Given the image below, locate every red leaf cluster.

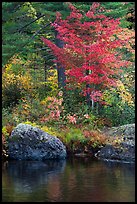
left=41, top=2, right=131, bottom=103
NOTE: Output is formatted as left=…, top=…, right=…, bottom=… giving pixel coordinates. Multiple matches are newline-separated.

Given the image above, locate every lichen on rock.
left=8, top=123, right=67, bottom=160
left=96, top=124, right=135, bottom=163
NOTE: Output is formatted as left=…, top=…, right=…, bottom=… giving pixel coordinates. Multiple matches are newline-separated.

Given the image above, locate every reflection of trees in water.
left=100, top=160, right=135, bottom=201
left=3, top=160, right=66, bottom=193
left=3, top=160, right=67, bottom=202
left=2, top=158, right=135, bottom=202
left=57, top=158, right=135, bottom=202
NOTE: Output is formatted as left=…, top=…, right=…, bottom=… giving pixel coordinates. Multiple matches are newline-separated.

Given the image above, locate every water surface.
left=2, top=157, right=135, bottom=202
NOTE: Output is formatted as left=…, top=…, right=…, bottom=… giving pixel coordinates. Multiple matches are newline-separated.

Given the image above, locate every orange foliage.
left=5, top=124, right=14, bottom=136
left=83, top=129, right=107, bottom=145
left=117, top=28, right=135, bottom=55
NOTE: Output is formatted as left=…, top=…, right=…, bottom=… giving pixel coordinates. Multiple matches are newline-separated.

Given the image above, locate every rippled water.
left=2, top=157, right=135, bottom=202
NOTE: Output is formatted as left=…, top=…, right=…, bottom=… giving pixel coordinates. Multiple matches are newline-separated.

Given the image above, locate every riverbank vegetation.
left=2, top=2, right=135, bottom=157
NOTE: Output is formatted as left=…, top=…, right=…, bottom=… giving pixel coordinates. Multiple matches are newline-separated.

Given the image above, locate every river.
left=2, top=157, right=135, bottom=202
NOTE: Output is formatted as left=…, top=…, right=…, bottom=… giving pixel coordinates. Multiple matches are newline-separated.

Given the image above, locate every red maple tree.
left=41, top=2, right=131, bottom=105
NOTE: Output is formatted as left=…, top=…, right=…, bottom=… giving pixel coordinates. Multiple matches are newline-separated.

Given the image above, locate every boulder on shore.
left=96, top=124, right=135, bottom=163
left=96, top=144, right=135, bottom=163
left=8, top=123, right=67, bottom=160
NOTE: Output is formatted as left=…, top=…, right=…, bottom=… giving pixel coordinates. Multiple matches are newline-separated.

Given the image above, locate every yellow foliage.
left=39, top=68, right=58, bottom=97
left=41, top=126, right=57, bottom=136
left=18, top=74, right=32, bottom=90
left=24, top=120, right=39, bottom=127
left=2, top=63, right=33, bottom=93
left=116, top=80, right=134, bottom=106
left=101, top=89, right=115, bottom=105
left=2, top=126, right=9, bottom=137
left=3, top=63, right=12, bottom=73
left=101, top=80, right=134, bottom=107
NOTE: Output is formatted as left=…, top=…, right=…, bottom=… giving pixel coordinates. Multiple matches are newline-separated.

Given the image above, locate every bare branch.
left=21, top=22, right=51, bottom=49
left=13, top=13, right=47, bottom=33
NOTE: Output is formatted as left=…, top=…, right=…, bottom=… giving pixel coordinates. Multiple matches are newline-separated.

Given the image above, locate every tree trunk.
left=44, top=61, right=47, bottom=87
left=55, top=30, right=66, bottom=89
left=86, top=69, right=91, bottom=109
left=91, top=99, right=94, bottom=110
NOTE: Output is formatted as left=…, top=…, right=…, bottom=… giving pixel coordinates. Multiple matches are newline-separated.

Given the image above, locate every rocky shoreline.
left=96, top=123, right=135, bottom=163
left=3, top=123, right=135, bottom=164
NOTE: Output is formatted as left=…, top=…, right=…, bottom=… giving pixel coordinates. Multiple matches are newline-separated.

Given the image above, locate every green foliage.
left=63, top=88, right=85, bottom=115
left=2, top=62, right=34, bottom=108
left=2, top=2, right=135, bottom=157
left=2, top=81, right=22, bottom=108
left=36, top=68, right=58, bottom=100
left=12, top=97, right=45, bottom=123
left=102, top=103, right=135, bottom=126
left=2, top=2, right=35, bottom=65
left=2, top=108, right=16, bottom=127
left=64, top=128, right=85, bottom=144
left=100, top=87, right=135, bottom=126
left=57, top=127, right=88, bottom=152
left=2, top=2, right=69, bottom=66
left=101, top=2, right=135, bottom=28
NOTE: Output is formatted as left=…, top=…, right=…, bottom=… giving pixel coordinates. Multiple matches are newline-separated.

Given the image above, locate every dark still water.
left=2, top=157, right=135, bottom=202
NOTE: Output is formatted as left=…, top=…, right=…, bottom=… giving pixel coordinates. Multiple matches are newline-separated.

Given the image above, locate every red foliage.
left=41, top=2, right=131, bottom=103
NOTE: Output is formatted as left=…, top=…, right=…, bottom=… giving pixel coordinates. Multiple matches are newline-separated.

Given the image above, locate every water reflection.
left=3, top=160, right=66, bottom=193
left=2, top=158, right=135, bottom=202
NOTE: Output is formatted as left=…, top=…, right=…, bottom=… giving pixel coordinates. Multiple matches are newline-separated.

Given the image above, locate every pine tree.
left=3, top=2, right=134, bottom=91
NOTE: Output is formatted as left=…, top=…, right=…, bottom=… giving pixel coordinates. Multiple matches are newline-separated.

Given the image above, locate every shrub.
left=36, top=68, right=58, bottom=100
left=2, top=63, right=33, bottom=108
left=39, top=93, right=65, bottom=125
left=100, top=86, right=135, bottom=126
left=83, top=129, right=107, bottom=148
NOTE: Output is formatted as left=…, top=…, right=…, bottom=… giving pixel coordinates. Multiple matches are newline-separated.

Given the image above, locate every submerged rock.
left=8, top=123, right=67, bottom=160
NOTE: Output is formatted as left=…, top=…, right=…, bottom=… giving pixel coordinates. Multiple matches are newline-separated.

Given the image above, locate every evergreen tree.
left=2, top=2, right=134, bottom=90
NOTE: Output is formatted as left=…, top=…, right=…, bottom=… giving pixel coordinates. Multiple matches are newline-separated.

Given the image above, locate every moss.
left=10, top=135, right=21, bottom=142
